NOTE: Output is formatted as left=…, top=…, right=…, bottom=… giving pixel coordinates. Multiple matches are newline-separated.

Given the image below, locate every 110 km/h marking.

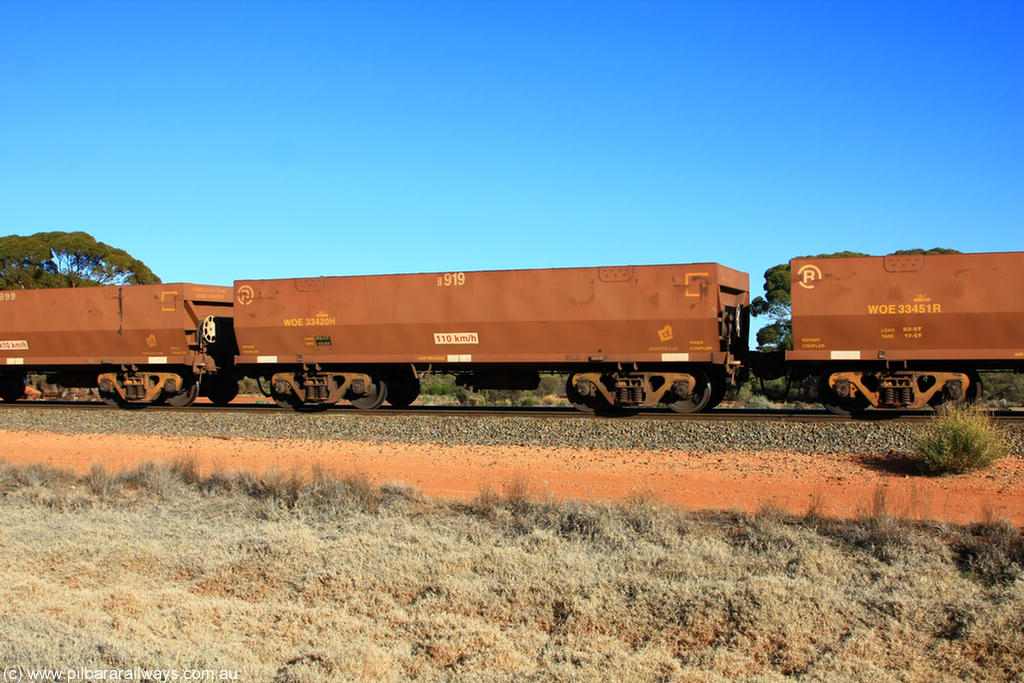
left=434, top=332, right=479, bottom=345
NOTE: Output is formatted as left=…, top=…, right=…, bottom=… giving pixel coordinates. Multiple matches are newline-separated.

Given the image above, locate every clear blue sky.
left=1, top=1, right=1021, bottom=295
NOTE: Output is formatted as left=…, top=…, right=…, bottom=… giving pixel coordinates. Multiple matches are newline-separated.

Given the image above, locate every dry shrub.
left=471, top=483, right=501, bottom=518
left=169, top=453, right=202, bottom=486
left=554, top=500, right=609, bottom=542
left=200, top=465, right=235, bottom=494
left=240, top=468, right=305, bottom=508
left=864, top=485, right=894, bottom=526
left=621, top=491, right=684, bottom=548
left=84, top=462, right=115, bottom=498
left=117, top=461, right=180, bottom=497
left=303, top=470, right=387, bottom=514
left=953, top=515, right=1024, bottom=586
left=804, top=490, right=825, bottom=521
left=913, top=405, right=1009, bottom=475
left=502, top=474, right=532, bottom=509
left=755, top=497, right=790, bottom=522
left=1, top=461, right=74, bottom=489
left=377, top=481, right=421, bottom=506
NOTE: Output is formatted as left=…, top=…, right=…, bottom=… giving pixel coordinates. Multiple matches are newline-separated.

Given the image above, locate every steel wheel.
left=385, top=374, right=420, bottom=408
left=113, top=395, right=150, bottom=410
left=564, top=375, right=599, bottom=413
left=966, top=371, right=983, bottom=404
left=664, top=370, right=712, bottom=413
left=204, top=376, right=239, bottom=406
left=0, top=374, right=25, bottom=402
left=271, top=386, right=299, bottom=409
left=351, top=376, right=388, bottom=411
left=165, top=382, right=199, bottom=407
left=933, top=370, right=985, bottom=411
left=566, top=381, right=595, bottom=413
left=706, top=374, right=727, bottom=411
left=818, top=373, right=869, bottom=415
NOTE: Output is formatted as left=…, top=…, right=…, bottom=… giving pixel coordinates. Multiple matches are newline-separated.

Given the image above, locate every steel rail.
left=2, top=400, right=1022, bottom=424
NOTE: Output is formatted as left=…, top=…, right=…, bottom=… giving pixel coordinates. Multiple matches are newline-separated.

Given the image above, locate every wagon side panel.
left=234, top=263, right=748, bottom=368
left=789, top=252, right=1024, bottom=363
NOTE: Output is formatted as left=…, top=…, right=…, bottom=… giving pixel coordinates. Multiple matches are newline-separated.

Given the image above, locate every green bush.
left=423, top=382, right=455, bottom=396
left=422, top=380, right=470, bottom=404
left=238, top=377, right=260, bottom=395
left=979, top=371, right=1024, bottom=407
left=913, top=406, right=1009, bottom=475
left=745, top=394, right=773, bottom=410
left=534, top=373, right=567, bottom=399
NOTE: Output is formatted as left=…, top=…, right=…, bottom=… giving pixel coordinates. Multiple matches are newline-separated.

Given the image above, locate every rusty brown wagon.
left=0, top=283, right=237, bottom=407
left=787, top=251, right=1024, bottom=412
left=233, top=264, right=750, bottom=412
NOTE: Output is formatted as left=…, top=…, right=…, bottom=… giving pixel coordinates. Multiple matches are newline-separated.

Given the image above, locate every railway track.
left=2, top=400, right=1023, bottom=423
left=4, top=399, right=1023, bottom=459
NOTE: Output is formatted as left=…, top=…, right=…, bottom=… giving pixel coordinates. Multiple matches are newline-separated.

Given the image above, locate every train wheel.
left=272, top=389, right=299, bottom=409
left=204, top=376, right=239, bottom=407
left=967, top=372, right=983, bottom=404
left=932, top=371, right=984, bottom=411
left=165, top=382, right=199, bottom=407
left=351, top=375, right=388, bottom=411
left=665, top=370, right=712, bottom=414
left=112, top=395, right=150, bottom=410
left=566, top=375, right=612, bottom=413
left=706, top=374, right=727, bottom=411
left=818, top=374, right=869, bottom=415
left=0, top=373, right=26, bottom=402
left=270, top=387, right=327, bottom=411
left=385, top=374, right=420, bottom=408
left=566, top=379, right=594, bottom=413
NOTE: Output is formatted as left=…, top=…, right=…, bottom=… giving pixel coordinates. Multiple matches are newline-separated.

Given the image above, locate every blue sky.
left=1, top=0, right=1021, bottom=296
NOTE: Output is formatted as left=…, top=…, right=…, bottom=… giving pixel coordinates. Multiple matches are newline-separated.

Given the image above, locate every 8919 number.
left=437, top=272, right=466, bottom=287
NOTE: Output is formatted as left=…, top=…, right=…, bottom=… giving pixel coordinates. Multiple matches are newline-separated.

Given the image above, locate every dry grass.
left=0, top=459, right=1022, bottom=682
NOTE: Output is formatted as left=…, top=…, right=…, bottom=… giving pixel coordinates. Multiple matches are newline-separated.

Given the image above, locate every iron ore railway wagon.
left=0, top=283, right=237, bottom=407
left=232, top=263, right=750, bottom=413
left=780, top=251, right=1024, bottom=413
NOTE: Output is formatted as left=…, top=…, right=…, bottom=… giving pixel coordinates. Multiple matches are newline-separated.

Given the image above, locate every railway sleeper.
left=270, top=371, right=375, bottom=407
left=569, top=371, right=699, bottom=409
left=825, top=370, right=973, bottom=410
left=97, top=370, right=187, bottom=405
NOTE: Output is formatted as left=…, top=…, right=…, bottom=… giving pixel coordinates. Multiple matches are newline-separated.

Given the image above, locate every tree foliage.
left=0, top=231, right=160, bottom=289
left=751, top=248, right=959, bottom=350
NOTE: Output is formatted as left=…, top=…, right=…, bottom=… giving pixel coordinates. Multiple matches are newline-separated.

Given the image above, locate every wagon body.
left=234, top=264, right=749, bottom=369
left=234, top=263, right=749, bottom=411
left=789, top=252, right=1024, bottom=364
left=0, top=283, right=232, bottom=368
left=0, top=283, right=235, bottom=404
left=788, top=251, right=1024, bottom=411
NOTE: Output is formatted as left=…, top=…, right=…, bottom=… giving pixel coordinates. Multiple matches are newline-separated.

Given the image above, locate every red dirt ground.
left=2, top=429, right=1021, bottom=525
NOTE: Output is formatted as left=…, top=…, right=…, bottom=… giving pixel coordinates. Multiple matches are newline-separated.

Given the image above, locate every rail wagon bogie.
left=233, top=263, right=750, bottom=412
left=0, top=283, right=237, bottom=407
left=787, top=251, right=1024, bottom=413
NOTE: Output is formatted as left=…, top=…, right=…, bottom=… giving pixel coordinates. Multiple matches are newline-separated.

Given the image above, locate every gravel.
left=2, top=406, right=1023, bottom=455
